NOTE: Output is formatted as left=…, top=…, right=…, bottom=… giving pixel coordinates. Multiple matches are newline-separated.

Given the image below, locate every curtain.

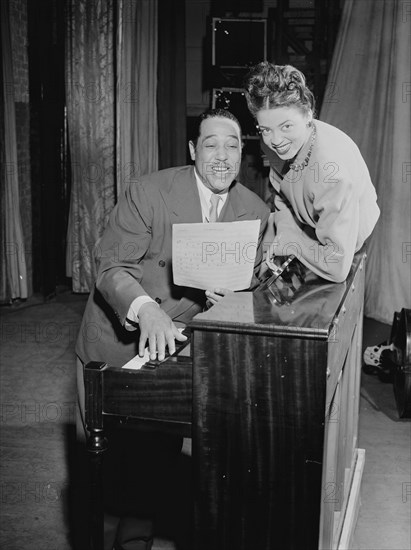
left=66, top=0, right=158, bottom=291
left=320, top=0, right=411, bottom=324
left=157, top=0, right=187, bottom=169
left=116, top=0, right=158, bottom=195
left=65, top=0, right=116, bottom=292
left=0, top=0, right=28, bottom=302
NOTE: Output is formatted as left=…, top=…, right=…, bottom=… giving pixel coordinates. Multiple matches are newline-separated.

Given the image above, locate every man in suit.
left=76, top=108, right=270, bottom=431
left=75, top=108, right=270, bottom=548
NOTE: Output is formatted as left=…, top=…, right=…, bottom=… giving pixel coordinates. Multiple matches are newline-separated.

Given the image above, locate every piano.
left=85, top=250, right=366, bottom=550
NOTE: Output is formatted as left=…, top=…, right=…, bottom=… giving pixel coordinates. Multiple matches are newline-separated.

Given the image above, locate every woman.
left=244, top=62, right=380, bottom=283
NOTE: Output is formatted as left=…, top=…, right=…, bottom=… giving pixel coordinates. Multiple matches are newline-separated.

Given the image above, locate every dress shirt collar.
left=194, top=168, right=228, bottom=222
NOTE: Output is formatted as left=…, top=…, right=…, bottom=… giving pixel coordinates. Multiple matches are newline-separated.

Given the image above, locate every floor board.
left=0, top=292, right=410, bottom=549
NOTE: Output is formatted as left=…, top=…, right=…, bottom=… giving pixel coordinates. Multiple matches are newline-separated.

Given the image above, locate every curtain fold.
left=321, top=0, right=411, bottom=323
left=65, top=0, right=117, bottom=292
left=0, top=0, right=28, bottom=302
left=116, top=0, right=158, bottom=195
left=66, top=0, right=159, bottom=291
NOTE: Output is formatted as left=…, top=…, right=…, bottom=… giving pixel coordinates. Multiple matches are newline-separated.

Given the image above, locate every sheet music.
left=172, top=220, right=260, bottom=291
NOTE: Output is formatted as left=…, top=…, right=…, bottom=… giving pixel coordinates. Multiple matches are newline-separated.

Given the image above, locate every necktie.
left=209, top=193, right=221, bottom=223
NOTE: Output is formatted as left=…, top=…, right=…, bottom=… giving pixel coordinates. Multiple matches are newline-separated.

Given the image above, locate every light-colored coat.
left=266, top=120, right=380, bottom=282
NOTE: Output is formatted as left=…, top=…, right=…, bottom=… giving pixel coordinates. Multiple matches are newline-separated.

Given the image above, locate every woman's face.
left=256, top=106, right=312, bottom=160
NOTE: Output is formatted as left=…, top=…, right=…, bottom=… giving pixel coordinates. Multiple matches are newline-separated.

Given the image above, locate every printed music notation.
left=172, top=220, right=260, bottom=291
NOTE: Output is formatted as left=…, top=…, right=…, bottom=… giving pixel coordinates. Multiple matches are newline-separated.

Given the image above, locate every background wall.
left=186, top=0, right=279, bottom=117
left=185, top=0, right=340, bottom=116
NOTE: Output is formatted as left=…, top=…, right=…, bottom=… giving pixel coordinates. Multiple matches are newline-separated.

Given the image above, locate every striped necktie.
left=209, top=193, right=221, bottom=223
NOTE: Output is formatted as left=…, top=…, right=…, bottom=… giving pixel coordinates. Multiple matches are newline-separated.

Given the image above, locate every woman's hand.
left=265, top=245, right=279, bottom=273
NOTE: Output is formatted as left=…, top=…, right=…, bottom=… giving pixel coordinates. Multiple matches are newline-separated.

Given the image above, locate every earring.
left=307, top=121, right=312, bottom=128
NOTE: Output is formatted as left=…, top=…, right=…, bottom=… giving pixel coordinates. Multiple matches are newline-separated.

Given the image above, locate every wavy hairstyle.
left=244, top=62, right=316, bottom=117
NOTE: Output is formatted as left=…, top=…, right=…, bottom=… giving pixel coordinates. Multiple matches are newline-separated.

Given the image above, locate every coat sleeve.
left=249, top=203, right=271, bottom=289
left=94, top=181, right=154, bottom=325
left=273, top=174, right=360, bottom=283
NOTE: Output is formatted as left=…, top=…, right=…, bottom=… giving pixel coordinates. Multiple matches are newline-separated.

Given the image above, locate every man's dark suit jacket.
left=76, top=165, right=270, bottom=368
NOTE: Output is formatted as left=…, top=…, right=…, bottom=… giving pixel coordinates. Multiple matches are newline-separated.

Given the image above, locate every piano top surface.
left=190, top=250, right=365, bottom=339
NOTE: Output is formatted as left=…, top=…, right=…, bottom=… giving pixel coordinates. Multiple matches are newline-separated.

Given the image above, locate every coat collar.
left=220, top=182, right=248, bottom=221
left=160, top=166, right=202, bottom=224
left=160, top=165, right=249, bottom=224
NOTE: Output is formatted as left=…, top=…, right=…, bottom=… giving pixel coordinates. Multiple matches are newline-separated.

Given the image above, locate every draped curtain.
left=320, top=0, right=411, bottom=324
left=0, top=0, right=28, bottom=302
left=65, top=0, right=116, bottom=292
left=116, top=0, right=158, bottom=195
left=66, top=0, right=158, bottom=292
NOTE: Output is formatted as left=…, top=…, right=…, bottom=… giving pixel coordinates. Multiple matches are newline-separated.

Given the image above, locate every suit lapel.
left=220, top=182, right=249, bottom=222
left=160, top=166, right=203, bottom=224
left=161, top=171, right=252, bottom=224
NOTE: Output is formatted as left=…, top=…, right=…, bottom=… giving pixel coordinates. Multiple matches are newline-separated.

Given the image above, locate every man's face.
left=189, top=117, right=242, bottom=193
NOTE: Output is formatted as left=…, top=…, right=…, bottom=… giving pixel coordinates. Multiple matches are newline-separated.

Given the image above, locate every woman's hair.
left=244, top=62, right=316, bottom=117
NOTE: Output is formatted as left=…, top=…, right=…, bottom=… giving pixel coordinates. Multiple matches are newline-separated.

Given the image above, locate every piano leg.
left=87, top=429, right=108, bottom=550
left=85, top=362, right=108, bottom=549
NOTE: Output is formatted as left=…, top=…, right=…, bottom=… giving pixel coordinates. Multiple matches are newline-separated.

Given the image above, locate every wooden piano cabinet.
left=85, top=251, right=366, bottom=550
left=321, top=260, right=366, bottom=550
left=189, top=251, right=366, bottom=550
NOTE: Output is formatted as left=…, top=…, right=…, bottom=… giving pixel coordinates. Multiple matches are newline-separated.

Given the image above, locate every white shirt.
left=194, top=168, right=228, bottom=222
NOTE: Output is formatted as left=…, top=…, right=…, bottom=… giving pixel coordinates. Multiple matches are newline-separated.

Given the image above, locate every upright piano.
left=85, top=250, right=366, bottom=550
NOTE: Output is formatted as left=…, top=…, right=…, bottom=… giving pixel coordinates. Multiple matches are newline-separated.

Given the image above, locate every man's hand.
left=138, top=303, right=187, bottom=361
left=204, top=287, right=233, bottom=307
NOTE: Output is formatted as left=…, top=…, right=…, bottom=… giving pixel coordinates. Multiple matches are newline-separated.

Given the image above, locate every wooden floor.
left=352, top=318, right=411, bottom=550
left=0, top=291, right=410, bottom=550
